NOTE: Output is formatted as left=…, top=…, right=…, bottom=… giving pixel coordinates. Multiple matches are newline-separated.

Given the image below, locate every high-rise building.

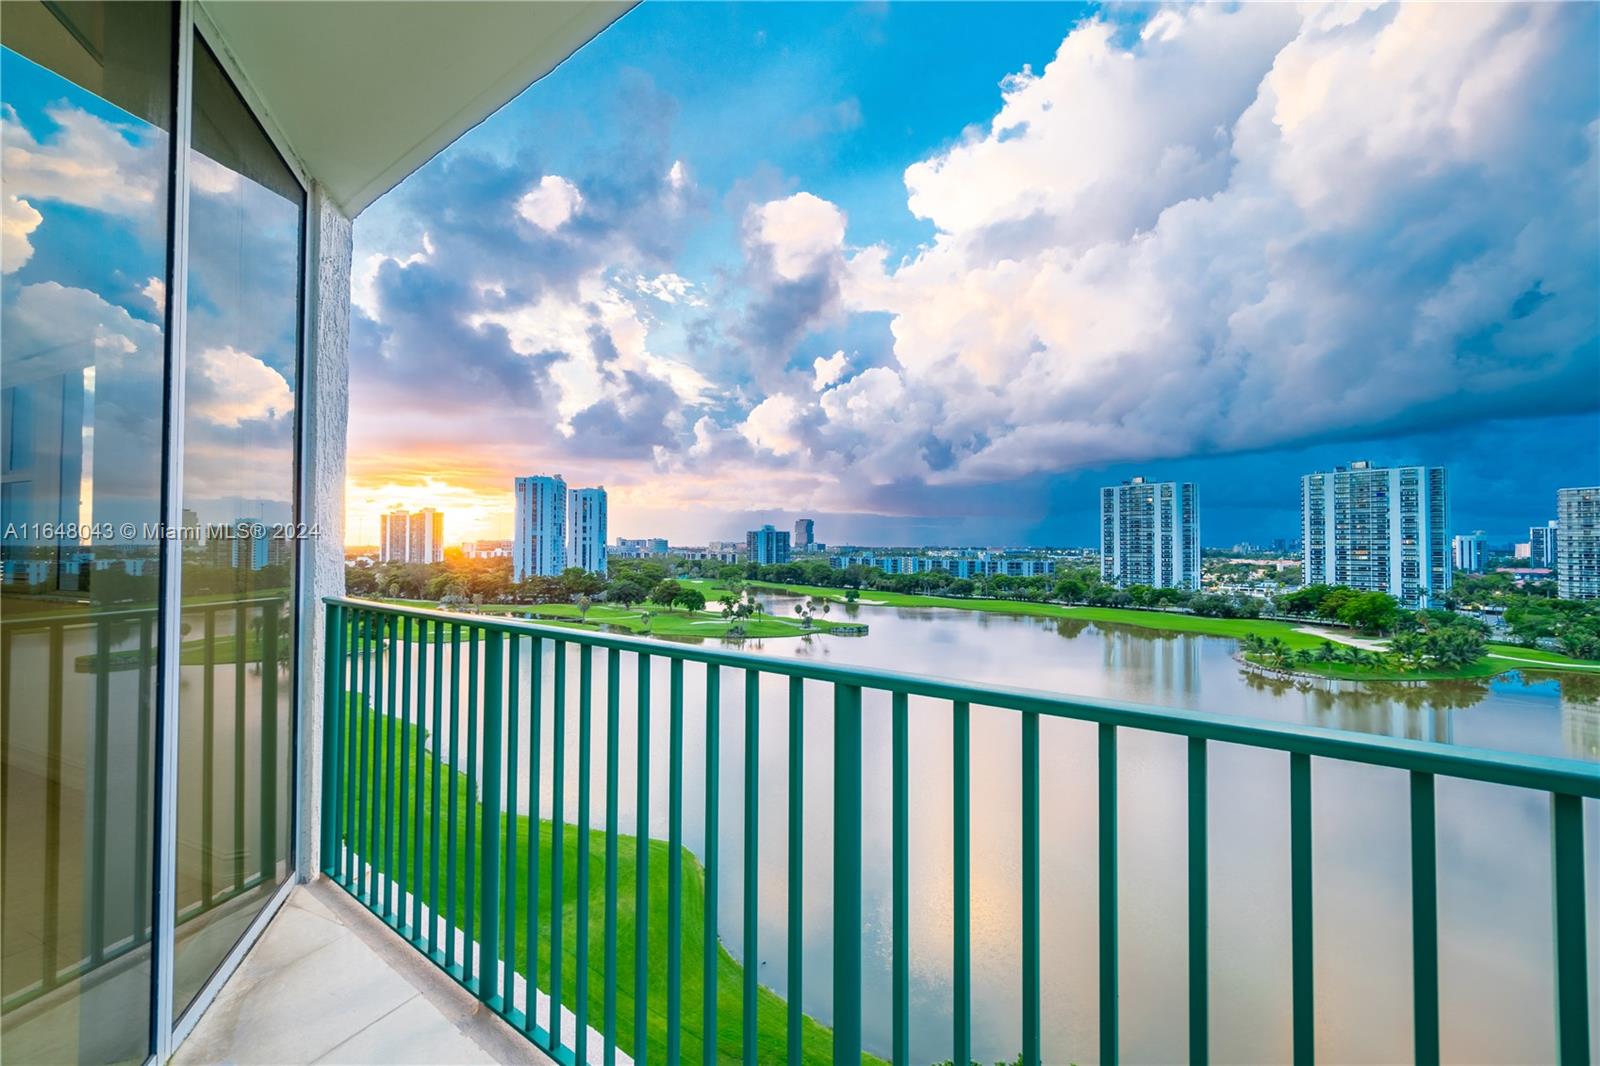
left=1451, top=531, right=1486, bottom=573
left=1556, top=487, right=1600, bottom=600
left=793, top=518, right=815, bottom=550
left=1099, top=477, right=1200, bottom=590
left=614, top=537, right=669, bottom=557
left=513, top=475, right=567, bottom=581
left=568, top=486, right=608, bottom=575
left=746, top=524, right=791, bottom=566
left=379, top=507, right=444, bottom=563
left=1529, top=520, right=1559, bottom=569
left=1301, top=461, right=1450, bottom=608
left=409, top=508, right=444, bottom=564
left=379, top=509, right=409, bottom=563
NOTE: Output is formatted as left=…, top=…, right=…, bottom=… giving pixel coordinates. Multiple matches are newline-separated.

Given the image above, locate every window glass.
left=0, top=3, right=173, bottom=1062
left=171, top=32, right=302, bottom=1018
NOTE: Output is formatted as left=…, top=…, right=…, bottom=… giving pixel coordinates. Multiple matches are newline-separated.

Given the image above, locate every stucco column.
left=297, top=184, right=352, bottom=881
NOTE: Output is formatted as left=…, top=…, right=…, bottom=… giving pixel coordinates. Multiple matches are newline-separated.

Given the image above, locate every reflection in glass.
left=0, top=3, right=172, bottom=1062
left=171, top=36, right=302, bottom=1018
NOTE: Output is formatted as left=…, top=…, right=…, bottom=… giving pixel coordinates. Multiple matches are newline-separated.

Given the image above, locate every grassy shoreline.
left=348, top=710, right=871, bottom=1064
left=686, top=579, right=1600, bottom=681
left=375, top=597, right=859, bottom=640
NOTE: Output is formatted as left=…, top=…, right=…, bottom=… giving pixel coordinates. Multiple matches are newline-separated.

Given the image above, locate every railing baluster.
left=446, top=623, right=461, bottom=969
left=375, top=613, right=389, bottom=913
left=577, top=647, right=594, bottom=1066
left=834, top=682, right=863, bottom=1065
left=1022, top=710, right=1040, bottom=1066
left=321, top=604, right=341, bottom=877
left=467, top=624, right=481, bottom=977
left=368, top=612, right=382, bottom=906
left=430, top=619, right=444, bottom=955
left=526, top=638, right=544, bottom=1040
left=953, top=699, right=970, bottom=1066
left=668, top=657, right=685, bottom=1065
left=398, top=615, right=412, bottom=926
left=480, top=630, right=504, bottom=1004
left=742, top=669, right=759, bottom=1066
left=704, top=663, right=721, bottom=1066
left=1551, top=792, right=1590, bottom=1066
left=412, top=616, right=426, bottom=937
left=1189, top=737, right=1209, bottom=1066
left=892, top=690, right=909, bottom=1066
left=550, top=641, right=567, bottom=1047
left=1100, top=722, right=1118, bottom=1066
left=787, top=675, right=804, bottom=1066
left=503, top=636, right=521, bottom=1012
left=1291, top=752, right=1314, bottom=1065
left=604, top=648, right=621, bottom=1066
left=346, top=611, right=365, bottom=887
left=635, top=652, right=652, bottom=1066
left=1409, top=771, right=1438, bottom=1066
left=385, top=612, right=399, bottom=919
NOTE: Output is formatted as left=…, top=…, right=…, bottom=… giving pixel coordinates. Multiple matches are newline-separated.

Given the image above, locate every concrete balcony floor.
left=175, top=880, right=552, bottom=1065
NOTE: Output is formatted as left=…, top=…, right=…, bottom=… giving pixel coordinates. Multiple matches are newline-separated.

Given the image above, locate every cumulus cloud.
left=517, top=174, right=585, bottom=231
left=188, top=345, right=294, bottom=427
left=813, top=350, right=847, bottom=390
left=2, top=194, right=42, bottom=273
left=733, top=3, right=1599, bottom=492
left=1, top=103, right=165, bottom=215
left=747, top=192, right=847, bottom=281
left=739, top=392, right=805, bottom=455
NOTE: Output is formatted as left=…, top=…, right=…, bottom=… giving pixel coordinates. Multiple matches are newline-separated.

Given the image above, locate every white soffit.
left=198, top=0, right=633, bottom=216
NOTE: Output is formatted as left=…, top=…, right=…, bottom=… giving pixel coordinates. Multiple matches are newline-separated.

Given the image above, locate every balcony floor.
left=175, top=879, right=551, bottom=1065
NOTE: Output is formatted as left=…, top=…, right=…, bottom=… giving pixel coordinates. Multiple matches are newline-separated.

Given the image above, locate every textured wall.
left=297, top=186, right=352, bottom=879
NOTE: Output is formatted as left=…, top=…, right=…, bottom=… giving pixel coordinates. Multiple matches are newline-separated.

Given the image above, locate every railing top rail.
left=326, top=595, right=1600, bottom=797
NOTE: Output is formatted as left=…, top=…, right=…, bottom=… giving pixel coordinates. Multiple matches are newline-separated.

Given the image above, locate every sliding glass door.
left=170, top=33, right=303, bottom=1019
left=0, top=4, right=304, bottom=1060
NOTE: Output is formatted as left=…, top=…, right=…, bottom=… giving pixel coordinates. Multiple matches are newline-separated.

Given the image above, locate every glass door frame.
left=148, top=3, right=314, bottom=1061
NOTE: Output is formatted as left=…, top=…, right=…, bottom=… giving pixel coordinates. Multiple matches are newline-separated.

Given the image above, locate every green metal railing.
left=320, top=597, right=1597, bottom=1065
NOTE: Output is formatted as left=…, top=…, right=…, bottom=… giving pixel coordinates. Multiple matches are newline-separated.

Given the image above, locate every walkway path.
left=1294, top=626, right=1389, bottom=651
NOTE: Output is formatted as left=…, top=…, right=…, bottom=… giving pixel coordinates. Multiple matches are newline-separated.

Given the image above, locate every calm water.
left=419, top=597, right=1599, bottom=1064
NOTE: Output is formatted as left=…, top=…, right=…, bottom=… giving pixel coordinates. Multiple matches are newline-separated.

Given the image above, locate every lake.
left=483, top=592, right=1599, bottom=1065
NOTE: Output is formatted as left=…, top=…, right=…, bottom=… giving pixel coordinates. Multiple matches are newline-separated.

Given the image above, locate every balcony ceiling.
left=198, top=0, right=632, bottom=216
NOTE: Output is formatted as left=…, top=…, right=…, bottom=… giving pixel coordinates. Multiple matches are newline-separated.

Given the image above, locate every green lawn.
left=372, top=598, right=858, bottom=641
left=343, top=708, right=877, bottom=1065
left=687, top=580, right=1600, bottom=680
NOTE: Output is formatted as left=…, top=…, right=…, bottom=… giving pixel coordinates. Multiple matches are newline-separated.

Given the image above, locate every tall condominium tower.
left=1451, top=531, right=1485, bottom=573
left=568, top=486, right=608, bottom=575
left=1529, top=519, right=1559, bottom=569
left=513, top=475, right=567, bottom=581
left=379, top=509, right=409, bottom=563
left=1099, top=477, right=1200, bottom=590
left=379, top=507, right=445, bottom=563
left=1556, top=487, right=1599, bottom=600
left=746, top=524, right=791, bottom=565
left=793, top=518, right=815, bottom=549
left=1301, top=461, right=1449, bottom=608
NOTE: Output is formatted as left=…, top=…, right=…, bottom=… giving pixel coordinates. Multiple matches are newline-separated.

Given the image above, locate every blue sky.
left=346, top=2, right=1600, bottom=548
